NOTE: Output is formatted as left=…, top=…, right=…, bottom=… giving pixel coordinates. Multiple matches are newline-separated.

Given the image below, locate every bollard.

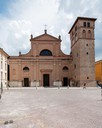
left=9, top=120, right=13, bottom=123
left=36, top=85, right=37, bottom=90
left=4, top=121, right=9, bottom=125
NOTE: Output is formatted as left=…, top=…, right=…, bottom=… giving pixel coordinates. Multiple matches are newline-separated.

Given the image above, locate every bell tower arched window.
left=87, top=22, right=90, bottom=27
left=40, top=49, right=52, bottom=56
left=82, top=30, right=86, bottom=38
left=88, top=30, right=91, bottom=38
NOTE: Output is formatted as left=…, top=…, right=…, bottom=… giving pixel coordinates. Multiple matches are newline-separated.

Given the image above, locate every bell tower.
left=69, top=17, right=97, bottom=86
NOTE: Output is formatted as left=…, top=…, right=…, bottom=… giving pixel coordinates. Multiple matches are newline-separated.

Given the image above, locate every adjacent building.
left=8, top=17, right=97, bottom=87
left=0, top=48, right=9, bottom=88
left=95, top=60, right=102, bottom=82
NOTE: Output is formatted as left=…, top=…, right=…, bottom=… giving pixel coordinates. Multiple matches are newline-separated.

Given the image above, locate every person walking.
left=83, top=83, right=86, bottom=89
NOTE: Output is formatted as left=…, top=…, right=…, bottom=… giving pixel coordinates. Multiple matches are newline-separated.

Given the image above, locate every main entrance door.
left=63, top=77, right=68, bottom=87
left=43, top=74, right=49, bottom=87
left=24, top=78, right=29, bottom=87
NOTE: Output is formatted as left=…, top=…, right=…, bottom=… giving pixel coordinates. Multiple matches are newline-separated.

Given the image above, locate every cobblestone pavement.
left=0, top=87, right=102, bottom=128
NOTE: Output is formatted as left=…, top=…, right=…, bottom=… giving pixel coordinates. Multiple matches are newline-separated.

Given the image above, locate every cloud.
left=58, top=0, right=102, bottom=61
left=0, top=0, right=102, bottom=61
left=95, top=21, right=102, bottom=61
left=0, top=0, right=71, bottom=55
left=0, top=18, right=32, bottom=55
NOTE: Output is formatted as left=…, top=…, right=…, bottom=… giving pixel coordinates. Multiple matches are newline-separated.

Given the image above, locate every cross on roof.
left=44, top=24, right=47, bottom=30
left=44, top=24, right=47, bottom=34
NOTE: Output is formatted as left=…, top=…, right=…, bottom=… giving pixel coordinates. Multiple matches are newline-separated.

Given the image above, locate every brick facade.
left=8, top=17, right=97, bottom=87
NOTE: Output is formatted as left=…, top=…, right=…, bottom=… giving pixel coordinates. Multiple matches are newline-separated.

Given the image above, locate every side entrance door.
left=24, top=78, right=29, bottom=87
left=63, top=77, right=68, bottom=87
left=43, top=74, right=49, bottom=87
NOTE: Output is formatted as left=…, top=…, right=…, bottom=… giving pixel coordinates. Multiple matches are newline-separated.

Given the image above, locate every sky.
left=0, top=0, right=102, bottom=61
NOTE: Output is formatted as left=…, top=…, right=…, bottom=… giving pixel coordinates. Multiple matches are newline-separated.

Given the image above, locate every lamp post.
left=58, top=80, right=60, bottom=89
left=58, top=63, right=61, bottom=89
left=36, top=80, right=37, bottom=90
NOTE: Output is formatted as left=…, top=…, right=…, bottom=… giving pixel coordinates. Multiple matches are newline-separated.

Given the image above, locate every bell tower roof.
left=69, top=17, right=97, bottom=34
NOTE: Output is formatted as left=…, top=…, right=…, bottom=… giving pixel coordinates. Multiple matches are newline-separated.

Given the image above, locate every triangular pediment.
left=30, top=33, right=60, bottom=41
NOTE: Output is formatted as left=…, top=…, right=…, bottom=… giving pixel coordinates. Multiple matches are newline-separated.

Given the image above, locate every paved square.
left=0, top=87, right=102, bottom=128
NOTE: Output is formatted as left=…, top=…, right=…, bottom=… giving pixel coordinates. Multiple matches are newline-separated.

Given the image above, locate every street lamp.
left=58, top=63, right=61, bottom=89
left=58, top=80, right=60, bottom=89
left=35, top=80, right=37, bottom=90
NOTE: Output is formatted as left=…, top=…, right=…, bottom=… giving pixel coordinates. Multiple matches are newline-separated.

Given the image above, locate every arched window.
left=23, top=67, right=29, bottom=71
left=88, top=30, right=91, bottom=38
left=63, top=66, right=69, bottom=71
left=83, top=22, right=86, bottom=27
left=40, top=49, right=52, bottom=56
left=82, top=30, right=86, bottom=38
left=87, top=22, right=90, bottom=27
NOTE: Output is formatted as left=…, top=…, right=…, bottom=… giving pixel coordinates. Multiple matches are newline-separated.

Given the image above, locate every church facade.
left=8, top=17, right=97, bottom=87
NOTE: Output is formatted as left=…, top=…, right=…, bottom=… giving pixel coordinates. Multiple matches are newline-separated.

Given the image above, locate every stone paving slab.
left=0, top=87, right=102, bottom=128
